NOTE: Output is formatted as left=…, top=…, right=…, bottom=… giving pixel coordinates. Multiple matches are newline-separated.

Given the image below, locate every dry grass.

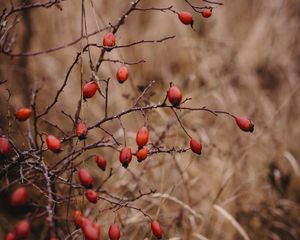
left=1, top=0, right=300, bottom=239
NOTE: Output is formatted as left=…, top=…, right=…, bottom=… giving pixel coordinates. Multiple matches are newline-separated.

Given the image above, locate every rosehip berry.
left=82, top=223, right=100, bottom=240
left=80, top=217, right=93, bottom=229
left=116, top=66, right=129, bottom=83
left=103, top=32, right=116, bottom=48
left=119, top=147, right=132, bottom=168
left=46, top=135, right=61, bottom=153
left=167, top=86, right=182, bottom=107
left=136, top=127, right=149, bottom=147
left=10, top=187, right=27, bottom=206
left=73, top=210, right=82, bottom=226
left=235, top=117, right=254, bottom=133
left=178, top=11, right=193, bottom=25
left=95, top=155, right=107, bottom=171
left=151, top=221, right=162, bottom=239
left=109, top=223, right=121, bottom=240
left=15, top=220, right=30, bottom=239
left=78, top=168, right=93, bottom=187
left=83, top=81, right=98, bottom=99
left=5, top=232, right=16, bottom=240
left=76, top=121, right=88, bottom=140
left=190, top=139, right=202, bottom=155
left=85, top=190, right=98, bottom=203
left=136, top=147, right=148, bottom=162
left=0, top=136, right=10, bottom=156
left=15, top=108, right=32, bottom=122
left=201, top=8, right=212, bottom=18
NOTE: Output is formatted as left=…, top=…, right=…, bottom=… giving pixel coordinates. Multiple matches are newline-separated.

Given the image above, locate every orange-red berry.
left=5, top=232, right=16, bottom=240
left=46, top=135, right=61, bottom=153
left=15, top=108, right=32, bottom=122
left=73, top=210, right=82, bottom=226
left=85, top=190, right=98, bottom=203
left=109, top=223, right=121, bottom=240
left=116, top=66, right=129, bottom=83
left=167, top=86, right=182, bottom=107
left=136, top=127, right=149, bottom=147
left=103, top=32, right=116, bottom=48
left=190, top=139, right=202, bottom=155
left=10, top=187, right=27, bottom=206
left=151, top=221, right=162, bottom=239
left=15, top=220, right=30, bottom=239
left=201, top=8, right=212, bottom=18
left=83, top=81, right=98, bottom=99
left=80, top=217, right=93, bottom=229
left=78, top=168, right=93, bottom=187
left=235, top=117, right=254, bottom=132
left=76, top=121, right=88, bottom=140
left=119, top=147, right=132, bottom=168
left=136, top=147, right=148, bottom=162
left=0, top=136, right=10, bottom=156
left=82, top=223, right=100, bottom=240
left=178, top=11, right=193, bottom=25
left=95, top=155, right=107, bottom=171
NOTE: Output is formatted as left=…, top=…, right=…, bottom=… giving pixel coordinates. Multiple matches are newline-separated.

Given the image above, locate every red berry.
left=119, top=147, right=132, bottom=168
left=0, top=136, right=10, bottom=156
left=103, top=32, right=116, bottom=47
left=10, top=187, right=27, bottom=206
left=73, top=210, right=82, bottom=226
left=136, top=127, right=149, bottom=147
left=167, top=86, right=182, bottom=106
left=85, top=190, right=98, bottom=203
left=83, top=81, right=98, bottom=99
left=15, top=108, right=32, bottom=121
left=109, top=223, right=121, bottom=240
left=82, top=223, right=100, bottom=240
left=201, top=8, right=212, bottom=18
left=80, top=217, right=93, bottom=229
left=178, top=11, right=193, bottom=25
left=15, top=220, right=30, bottom=239
left=5, top=232, right=16, bottom=240
left=95, top=155, right=107, bottom=171
left=76, top=121, right=88, bottom=140
left=190, top=139, right=202, bottom=155
left=116, top=66, right=129, bottom=83
left=78, top=168, right=93, bottom=187
left=46, top=135, right=61, bottom=153
left=151, top=221, right=162, bottom=239
left=235, top=117, right=254, bottom=132
left=136, top=147, right=148, bottom=162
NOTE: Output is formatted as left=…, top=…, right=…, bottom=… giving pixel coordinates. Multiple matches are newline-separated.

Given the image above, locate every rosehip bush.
left=0, top=0, right=260, bottom=239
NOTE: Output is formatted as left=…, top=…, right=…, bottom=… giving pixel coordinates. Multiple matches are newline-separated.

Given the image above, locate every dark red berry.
left=95, top=155, right=107, bottom=171
left=136, top=147, right=148, bottom=162
left=116, top=67, right=129, bottom=83
left=10, top=187, right=27, bottom=206
left=201, top=8, right=212, bottom=18
left=76, top=121, right=88, bottom=140
left=103, top=32, right=116, bottom=47
left=85, top=190, right=98, bottom=203
left=46, top=135, right=61, bottom=153
left=108, top=223, right=121, bottom=240
left=15, top=220, right=30, bottom=239
left=167, top=86, right=182, bottom=106
left=178, top=11, right=193, bottom=25
left=83, top=81, right=98, bottom=99
left=136, top=127, right=149, bottom=147
left=78, top=168, right=93, bottom=187
left=235, top=117, right=254, bottom=132
left=15, top=108, right=32, bottom=121
left=151, top=221, right=162, bottom=239
left=190, top=139, right=202, bottom=155
left=0, top=136, right=10, bottom=156
left=119, top=147, right=132, bottom=168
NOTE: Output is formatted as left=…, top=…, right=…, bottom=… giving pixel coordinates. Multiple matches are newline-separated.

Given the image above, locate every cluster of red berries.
left=177, top=8, right=213, bottom=26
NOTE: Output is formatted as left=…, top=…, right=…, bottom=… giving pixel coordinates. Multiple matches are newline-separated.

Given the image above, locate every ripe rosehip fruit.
left=95, top=155, right=107, bottom=171
left=136, top=147, right=148, bottom=162
left=178, top=11, right=193, bottom=25
left=83, top=81, right=98, bottom=99
left=16, top=220, right=30, bottom=239
left=136, top=127, right=149, bottom=147
left=15, top=108, right=32, bottom=122
left=119, top=147, right=132, bottom=168
left=78, top=168, right=93, bottom=187
left=10, top=187, right=27, bottom=206
left=82, top=223, right=100, bottom=240
left=5, top=232, right=16, bottom=240
left=0, top=136, right=10, bottom=156
left=235, top=117, right=254, bottom=133
left=167, top=86, right=182, bottom=107
left=85, top=190, right=98, bottom=203
left=190, top=139, right=202, bottom=155
left=116, top=66, right=129, bottom=83
left=76, top=121, right=88, bottom=140
left=151, top=221, right=162, bottom=239
left=80, top=217, right=93, bottom=229
left=46, top=135, right=61, bottom=153
left=73, top=210, right=82, bottom=226
left=109, top=223, right=121, bottom=240
left=103, top=32, right=116, bottom=47
left=201, top=8, right=212, bottom=18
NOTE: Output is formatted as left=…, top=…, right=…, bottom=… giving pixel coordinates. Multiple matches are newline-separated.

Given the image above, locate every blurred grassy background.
left=1, top=0, right=300, bottom=239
